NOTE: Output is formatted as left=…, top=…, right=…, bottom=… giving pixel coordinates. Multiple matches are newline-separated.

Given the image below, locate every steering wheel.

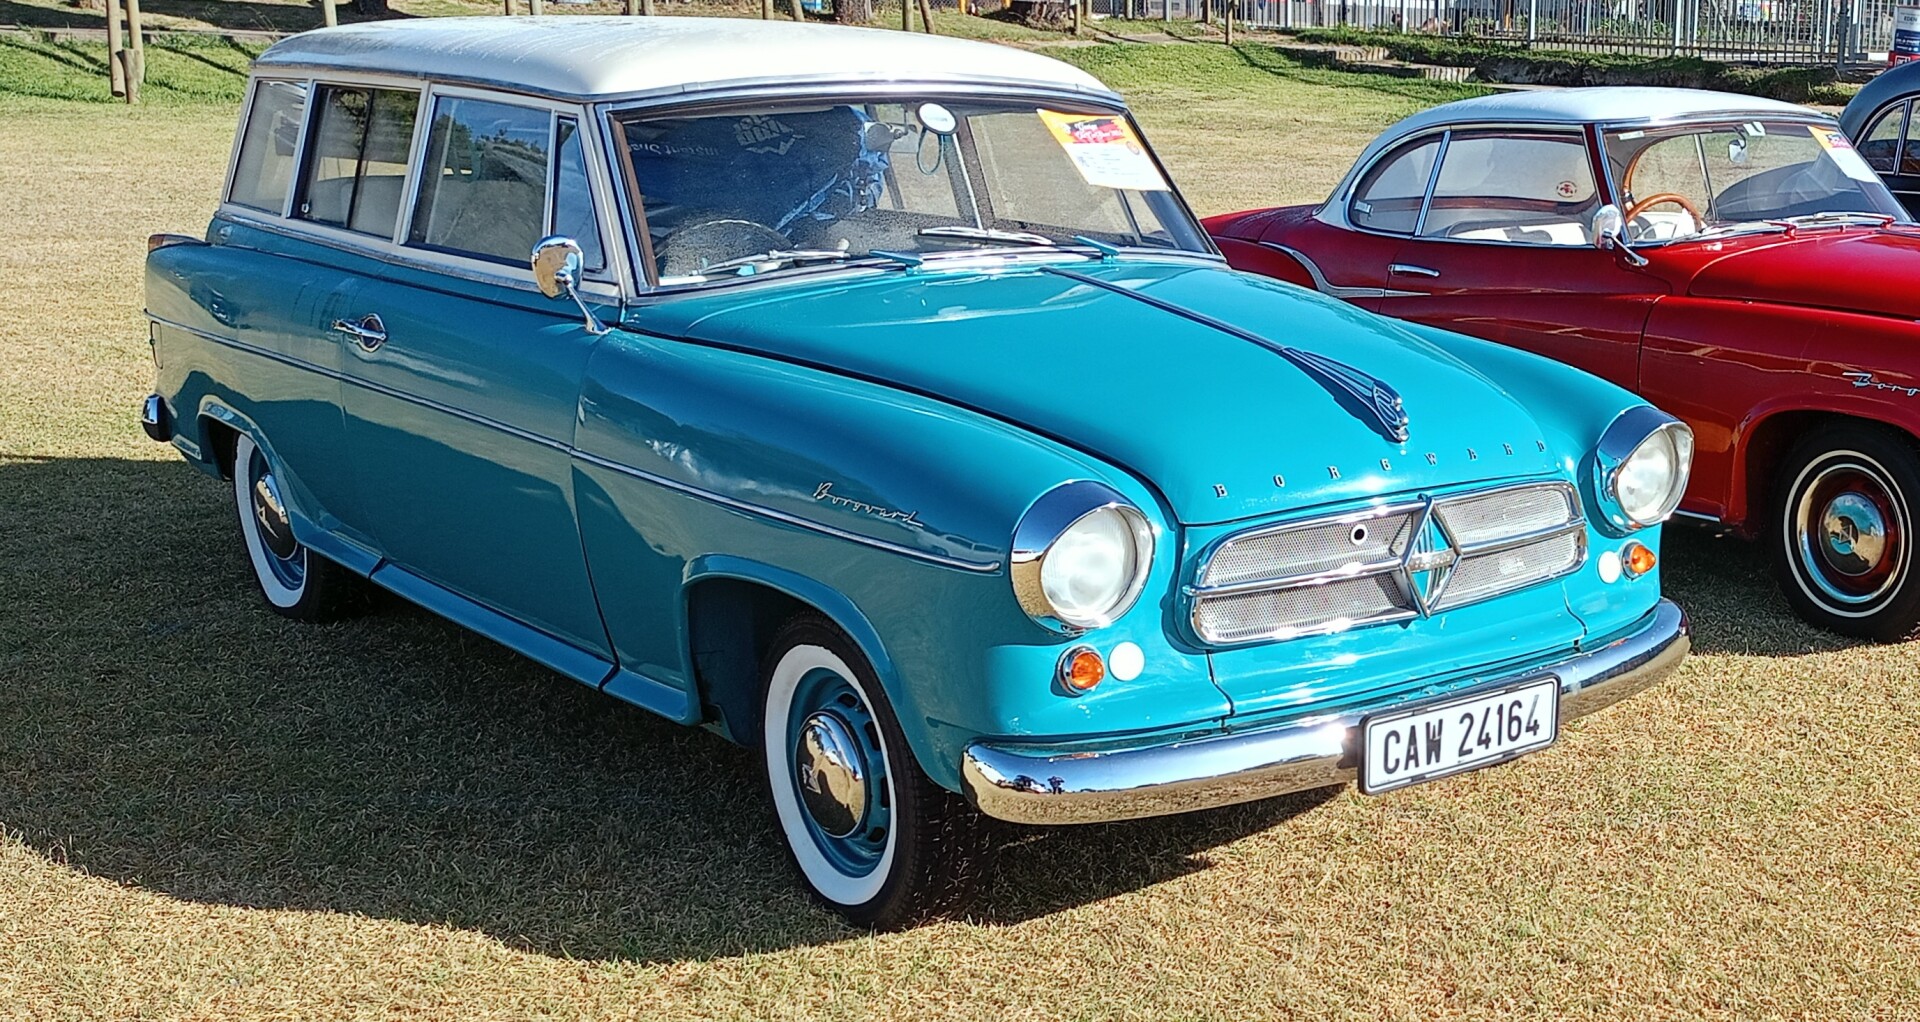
left=1625, top=192, right=1705, bottom=230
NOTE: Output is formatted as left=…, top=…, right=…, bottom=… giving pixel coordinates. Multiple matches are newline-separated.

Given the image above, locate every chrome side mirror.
left=531, top=235, right=608, bottom=335
left=1591, top=204, right=1648, bottom=267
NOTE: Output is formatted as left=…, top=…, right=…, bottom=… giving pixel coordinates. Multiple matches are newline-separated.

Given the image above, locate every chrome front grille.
left=1190, top=481, right=1586, bottom=645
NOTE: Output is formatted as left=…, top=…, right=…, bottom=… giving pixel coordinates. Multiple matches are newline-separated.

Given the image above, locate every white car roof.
left=1383, top=86, right=1822, bottom=137
left=253, top=16, right=1119, bottom=103
left=1324, top=86, right=1831, bottom=212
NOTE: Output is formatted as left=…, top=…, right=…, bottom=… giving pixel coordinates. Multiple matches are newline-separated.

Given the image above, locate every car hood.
left=1687, top=229, right=1920, bottom=319
left=633, top=259, right=1560, bottom=525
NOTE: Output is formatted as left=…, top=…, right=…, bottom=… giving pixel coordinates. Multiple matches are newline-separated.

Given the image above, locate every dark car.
left=1841, top=63, right=1920, bottom=215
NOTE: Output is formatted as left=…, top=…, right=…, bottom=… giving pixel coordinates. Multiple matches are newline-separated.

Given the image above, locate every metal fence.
left=1095, top=0, right=1902, bottom=62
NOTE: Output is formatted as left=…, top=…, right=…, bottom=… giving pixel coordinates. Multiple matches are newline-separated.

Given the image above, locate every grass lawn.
left=2, top=28, right=1919, bottom=1021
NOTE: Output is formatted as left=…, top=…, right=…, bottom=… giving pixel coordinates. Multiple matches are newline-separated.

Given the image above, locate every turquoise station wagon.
left=141, top=17, right=1692, bottom=927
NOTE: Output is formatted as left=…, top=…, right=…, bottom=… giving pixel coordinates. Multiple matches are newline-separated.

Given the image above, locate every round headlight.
left=1594, top=408, right=1694, bottom=532
left=1013, top=482, right=1154, bottom=631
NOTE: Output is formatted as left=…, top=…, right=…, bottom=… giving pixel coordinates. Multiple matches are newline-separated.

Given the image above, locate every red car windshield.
left=1602, top=120, right=1910, bottom=242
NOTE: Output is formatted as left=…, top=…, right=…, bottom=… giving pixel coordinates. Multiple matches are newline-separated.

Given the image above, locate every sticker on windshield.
left=1811, top=126, right=1880, bottom=183
left=1037, top=109, right=1170, bottom=192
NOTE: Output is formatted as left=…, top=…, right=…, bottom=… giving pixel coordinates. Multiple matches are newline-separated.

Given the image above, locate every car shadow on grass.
left=0, top=454, right=1336, bottom=961
left=1655, top=522, right=1862, bottom=658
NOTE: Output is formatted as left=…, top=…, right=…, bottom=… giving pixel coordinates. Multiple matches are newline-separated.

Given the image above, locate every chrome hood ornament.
left=1042, top=267, right=1411, bottom=444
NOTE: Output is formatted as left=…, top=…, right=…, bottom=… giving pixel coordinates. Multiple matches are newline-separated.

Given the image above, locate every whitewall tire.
left=759, top=615, right=993, bottom=929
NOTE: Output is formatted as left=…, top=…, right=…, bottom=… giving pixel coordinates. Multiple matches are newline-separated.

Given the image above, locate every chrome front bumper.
left=960, top=599, right=1689, bottom=825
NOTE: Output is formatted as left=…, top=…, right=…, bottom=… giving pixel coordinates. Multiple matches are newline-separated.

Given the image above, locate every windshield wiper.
left=916, top=226, right=1062, bottom=248
left=1767, top=212, right=1896, bottom=236
left=1693, top=211, right=1895, bottom=241
left=695, top=249, right=855, bottom=276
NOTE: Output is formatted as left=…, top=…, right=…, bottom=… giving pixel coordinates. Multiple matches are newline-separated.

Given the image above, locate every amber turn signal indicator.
left=1623, top=541, right=1657, bottom=578
left=1060, top=647, right=1105, bottom=693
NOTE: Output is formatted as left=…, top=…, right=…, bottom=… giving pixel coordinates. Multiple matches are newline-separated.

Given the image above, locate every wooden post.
left=320, top=0, right=338, bottom=27
left=124, top=0, right=145, bottom=87
left=916, top=0, right=934, bottom=31
left=502, top=0, right=513, bottom=14
left=902, top=0, right=911, bottom=31
left=1224, top=0, right=1233, bottom=42
left=529, top=0, right=543, bottom=15
left=105, top=0, right=126, bottom=97
left=1071, top=0, right=1081, bottom=33
left=642, top=0, right=655, bottom=13
left=792, top=0, right=806, bottom=21
left=761, top=0, right=772, bottom=16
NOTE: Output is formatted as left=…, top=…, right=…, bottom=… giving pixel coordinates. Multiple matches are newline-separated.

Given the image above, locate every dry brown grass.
left=2, top=40, right=1918, bottom=1022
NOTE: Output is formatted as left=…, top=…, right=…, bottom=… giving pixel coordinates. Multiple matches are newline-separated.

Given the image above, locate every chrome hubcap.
left=1792, top=459, right=1905, bottom=607
left=251, top=471, right=298, bottom=561
left=1819, top=492, right=1887, bottom=577
left=794, top=710, right=867, bottom=839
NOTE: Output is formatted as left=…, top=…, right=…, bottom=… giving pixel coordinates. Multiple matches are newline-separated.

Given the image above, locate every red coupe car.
left=1208, top=88, right=1920, bottom=639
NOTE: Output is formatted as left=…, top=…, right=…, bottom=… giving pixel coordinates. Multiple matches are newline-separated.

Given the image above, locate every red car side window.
left=1349, top=136, right=1439, bottom=235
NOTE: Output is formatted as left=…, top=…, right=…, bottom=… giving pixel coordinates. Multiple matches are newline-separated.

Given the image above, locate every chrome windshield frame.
left=1594, top=113, right=1912, bottom=250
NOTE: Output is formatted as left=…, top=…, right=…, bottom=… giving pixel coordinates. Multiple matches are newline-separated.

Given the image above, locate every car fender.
left=571, top=328, right=1231, bottom=790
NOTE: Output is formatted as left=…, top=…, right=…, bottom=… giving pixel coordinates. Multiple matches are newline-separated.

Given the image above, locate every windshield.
left=1602, top=119, right=1910, bottom=243
left=611, top=98, right=1209, bottom=285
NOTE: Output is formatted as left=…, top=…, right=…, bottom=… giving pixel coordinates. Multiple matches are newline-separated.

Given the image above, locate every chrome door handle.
left=1389, top=263, right=1441, bottom=278
left=332, top=314, right=388, bottom=352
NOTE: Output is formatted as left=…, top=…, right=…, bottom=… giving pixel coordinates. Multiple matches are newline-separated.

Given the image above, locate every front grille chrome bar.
left=1189, top=481, right=1586, bottom=646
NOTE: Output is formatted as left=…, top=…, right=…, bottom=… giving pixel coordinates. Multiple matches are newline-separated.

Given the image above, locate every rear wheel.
left=760, top=615, right=993, bottom=929
left=232, top=433, right=368, bottom=622
left=1770, top=423, right=1920, bottom=641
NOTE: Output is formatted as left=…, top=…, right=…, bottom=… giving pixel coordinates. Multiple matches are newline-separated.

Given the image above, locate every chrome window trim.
left=211, top=207, right=623, bottom=300
left=288, top=79, right=426, bottom=242
left=399, top=86, right=567, bottom=274
left=1341, top=124, right=1604, bottom=251
left=1410, top=129, right=1450, bottom=239
left=227, top=73, right=631, bottom=294
left=224, top=75, right=317, bottom=219
left=1187, top=480, right=1586, bottom=647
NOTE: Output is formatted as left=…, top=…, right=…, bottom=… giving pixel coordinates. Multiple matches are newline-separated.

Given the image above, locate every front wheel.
left=760, top=615, right=994, bottom=929
left=1771, top=423, right=1920, bottom=641
left=232, top=433, right=369, bottom=622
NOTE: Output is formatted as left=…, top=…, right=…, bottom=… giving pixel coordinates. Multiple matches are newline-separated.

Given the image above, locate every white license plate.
left=1359, top=677, right=1560, bottom=794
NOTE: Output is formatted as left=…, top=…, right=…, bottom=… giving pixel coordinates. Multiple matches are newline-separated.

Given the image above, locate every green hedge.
left=1283, top=28, right=1856, bottom=105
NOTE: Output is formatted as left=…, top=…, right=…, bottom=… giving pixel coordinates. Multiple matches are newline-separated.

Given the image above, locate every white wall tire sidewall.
left=233, top=434, right=306, bottom=610
left=1781, top=448, right=1911, bottom=620
left=763, top=642, right=898, bottom=909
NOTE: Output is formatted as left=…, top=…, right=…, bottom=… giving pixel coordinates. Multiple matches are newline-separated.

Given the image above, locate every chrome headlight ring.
left=1011, top=481, right=1155, bottom=633
left=1593, top=406, right=1695, bottom=535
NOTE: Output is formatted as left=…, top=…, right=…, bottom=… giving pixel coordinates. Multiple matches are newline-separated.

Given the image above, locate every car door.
left=1855, top=98, right=1920, bottom=216
left=190, top=77, right=377, bottom=560
left=1373, top=128, right=1663, bottom=391
left=1274, top=132, right=1447, bottom=311
left=325, top=88, right=617, bottom=658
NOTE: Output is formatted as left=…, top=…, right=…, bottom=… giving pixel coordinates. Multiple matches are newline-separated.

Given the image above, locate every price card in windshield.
left=1037, top=109, right=1170, bottom=192
left=1811, top=125, right=1880, bottom=183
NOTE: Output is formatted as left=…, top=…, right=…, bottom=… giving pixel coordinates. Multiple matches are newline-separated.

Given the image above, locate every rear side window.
left=1419, top=132, right=1598, bottom=246
left=1350, top=136, right=1439, bottom=234
left=408, top=96, right=552, bottom=265
left=229, top=79, right=308, bottom=214
left=295, top=85, right=419, bottom=237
